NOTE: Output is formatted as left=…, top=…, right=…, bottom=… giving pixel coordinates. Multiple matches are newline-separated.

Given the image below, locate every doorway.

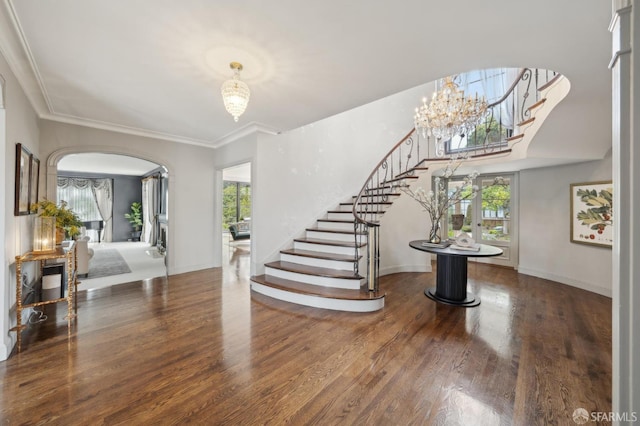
left=221, top=163, right=251, bottom=272
left=55, top=153, right=169, bottom=290
left=444, top=172, right=518, bottom=268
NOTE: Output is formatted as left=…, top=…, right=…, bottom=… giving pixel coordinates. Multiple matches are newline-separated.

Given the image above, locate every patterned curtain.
left=57, top=177, right=113, bottom=242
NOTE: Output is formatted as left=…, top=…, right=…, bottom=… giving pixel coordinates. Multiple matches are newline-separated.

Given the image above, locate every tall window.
left=447, top=68, right=520, bottom=153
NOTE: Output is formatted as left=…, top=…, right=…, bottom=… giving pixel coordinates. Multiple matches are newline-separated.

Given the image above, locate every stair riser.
left=264, top=267, right=362, bottom=289
left=317, top=221, right=354, bottom=231
left=250, top=282, right=384, bottom=312
left=306, top=230, right=357, bottom=242
left=338, top=204, right=388, bottom=212
left=328, top=212, right=356, bottom=220
left=293, top=241, right=360, bottom=256
left=280, top=253, right=356, bottom=271
left=354, top=195, right=396, bottom=203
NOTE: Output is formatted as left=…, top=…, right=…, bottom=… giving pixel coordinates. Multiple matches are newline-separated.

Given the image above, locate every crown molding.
left=0, top=0, right=50, bottom=115
left=0, top=0, right=280, bottom=150
left=212, top=122, right=280, bottom=148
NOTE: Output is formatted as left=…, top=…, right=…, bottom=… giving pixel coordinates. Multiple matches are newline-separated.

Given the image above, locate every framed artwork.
left=570, top=181, right=613, bottom=248
left=14, top=143, right=31, bottom=216
left=29, top=154, right=40, bottom=212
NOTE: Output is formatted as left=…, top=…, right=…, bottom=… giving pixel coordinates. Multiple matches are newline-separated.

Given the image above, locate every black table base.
left=424, top=287, right=480, bottom=307
left=427, top=252, right=481, bottom=307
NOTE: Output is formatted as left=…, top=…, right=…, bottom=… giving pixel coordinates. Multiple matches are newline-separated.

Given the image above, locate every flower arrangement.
left=30, top=199, right=82, bottom=239
left=401, top=158, right=503, bottom=243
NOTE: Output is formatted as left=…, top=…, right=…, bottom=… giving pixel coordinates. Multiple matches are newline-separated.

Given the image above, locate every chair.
left=76, top=235, right=94, bottom=278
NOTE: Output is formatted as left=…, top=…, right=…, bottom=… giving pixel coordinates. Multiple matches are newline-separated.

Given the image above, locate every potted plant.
left=125, top=201, right=143, bottom=241
left=31, top=199, right=82, bottom=244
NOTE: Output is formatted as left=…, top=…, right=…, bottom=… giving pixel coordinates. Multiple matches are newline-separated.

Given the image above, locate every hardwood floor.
left=0, top=255, right=611, bottom=425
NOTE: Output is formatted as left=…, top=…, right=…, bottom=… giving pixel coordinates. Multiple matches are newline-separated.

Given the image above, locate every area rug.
left=87, top=249, right=131, bottom=279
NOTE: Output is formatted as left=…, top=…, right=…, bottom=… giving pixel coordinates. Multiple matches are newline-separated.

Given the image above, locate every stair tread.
left=306, top=227, right=366, bottom=235
left=280, top=248, right=361, bottom=262
left=294, top=237, right=366, bottom=248
left=265, top=261, right=363, bottom=280
left=340, top=201, right=393, bottom=206
left=352, top=193, right=401, bottom=198
left=251, top=275, right=383, bottom=301
left=327, top=210, right=386, bottom=214
left=317, top=218, right=355, bottom=223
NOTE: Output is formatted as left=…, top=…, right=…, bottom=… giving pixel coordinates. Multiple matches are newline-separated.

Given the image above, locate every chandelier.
left=221, top=62, right=251, bottom=122
left=414, top=76, right=488, bottom=156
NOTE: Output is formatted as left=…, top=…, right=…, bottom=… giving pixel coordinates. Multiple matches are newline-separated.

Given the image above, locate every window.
left=222, top=181, right=251, bottom=231
left=57, top=179, right=103, bottom=221
left=446, top=68, right=520, bottom=154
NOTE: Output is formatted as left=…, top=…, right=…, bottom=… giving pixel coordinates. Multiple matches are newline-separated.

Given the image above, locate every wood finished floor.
left=0, top=257, right=611, bottom=425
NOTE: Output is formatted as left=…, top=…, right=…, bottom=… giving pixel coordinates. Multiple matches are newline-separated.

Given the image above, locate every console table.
left=12, top=243, right=77, bottom=352
left=409, top=240, right=503, bottom=307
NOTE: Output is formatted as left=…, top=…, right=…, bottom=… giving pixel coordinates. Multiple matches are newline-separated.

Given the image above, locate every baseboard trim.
left=380, top=264, right=432, bottom=276
left=168, top=262, right=216, bottom=276
left=518, top=266, right=612, bottom=297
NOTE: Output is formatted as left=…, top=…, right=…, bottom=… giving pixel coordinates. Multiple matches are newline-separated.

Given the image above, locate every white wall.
left=0, top=52, right=41, bottom=360
left=38, top=120, right=217, bottom=276
left=252, top=81, right=438, bottom=276
left=519, top=156, right=612, bottom=296
left=212, top=133, right=258, bottom=272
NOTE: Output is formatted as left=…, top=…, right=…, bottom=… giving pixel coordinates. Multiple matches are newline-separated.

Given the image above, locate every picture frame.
left=29, top=154, right=40, bottom=212
left=14, top=143, right=31, bottom=216
left=570, top=181, right=613, bottom=248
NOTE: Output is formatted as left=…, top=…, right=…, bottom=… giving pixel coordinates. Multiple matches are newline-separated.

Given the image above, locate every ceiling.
left=0, top=1, right=612, bottom=149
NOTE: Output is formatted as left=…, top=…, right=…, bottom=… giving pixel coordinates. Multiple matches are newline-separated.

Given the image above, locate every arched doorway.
left=48, top=150, right=171, bottom=290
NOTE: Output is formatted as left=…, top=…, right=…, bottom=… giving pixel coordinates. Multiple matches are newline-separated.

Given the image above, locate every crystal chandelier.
left=221, top=62, right=251, bottom=122
left=414, top=76, right=488, bottom=156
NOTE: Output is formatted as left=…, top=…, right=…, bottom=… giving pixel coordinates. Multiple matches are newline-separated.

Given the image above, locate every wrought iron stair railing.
left=353, top=68, right=560, bottom=292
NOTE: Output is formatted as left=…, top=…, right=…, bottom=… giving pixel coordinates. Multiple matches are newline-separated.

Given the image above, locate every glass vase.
left=428, top=221, right=441, bottom=244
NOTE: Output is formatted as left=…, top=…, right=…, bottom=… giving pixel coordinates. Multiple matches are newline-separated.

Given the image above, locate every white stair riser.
left=328, top=212, right=356, bottom=220
left=294, top=241, right=360, bottom=256
left=339, top=204, right=388, bottom=212
left=250, top=282, right=384, bottom=313
left=265, top=267, right=362, bottom=289
left=280, top=253, right=356, bottom=271
left=306, top=230, right=356, bottom=242
left=317, top=221, right=354, bottom=231
left=354, top=195, right=395, bottom=203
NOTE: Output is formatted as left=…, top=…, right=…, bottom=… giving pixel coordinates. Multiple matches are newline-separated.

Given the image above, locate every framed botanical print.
left=14, top=143, right=31, bottom=216
left=29, top=154, right=40, bottom=212
left=570, top=181, right=613, bottom=248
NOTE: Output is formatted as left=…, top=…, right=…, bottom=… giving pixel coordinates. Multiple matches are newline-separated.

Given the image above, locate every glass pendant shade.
left=221, top=62, right=251, bottom=122
left=33, top=216, right=56, bottom=253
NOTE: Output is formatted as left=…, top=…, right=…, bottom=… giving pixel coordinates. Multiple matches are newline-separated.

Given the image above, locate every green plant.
left=31, top=199, right=82, bottom=238
left=125, top=202, right=143, bottom=232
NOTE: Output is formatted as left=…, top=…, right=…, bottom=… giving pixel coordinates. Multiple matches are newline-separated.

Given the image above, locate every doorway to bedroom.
left=221, top=162, right=251, bottom=273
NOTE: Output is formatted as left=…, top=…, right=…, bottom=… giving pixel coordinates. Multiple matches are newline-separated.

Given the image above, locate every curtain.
left=58, top=177, right=113, bottom=242
left=90, top=179, right=113, bottom=242
left=142, top=176, right=158, bottom=244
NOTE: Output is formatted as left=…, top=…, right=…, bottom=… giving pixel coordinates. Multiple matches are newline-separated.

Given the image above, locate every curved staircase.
left=251, top=68, right=566, bottom=312
left=250, top=199, right=388, bottom=312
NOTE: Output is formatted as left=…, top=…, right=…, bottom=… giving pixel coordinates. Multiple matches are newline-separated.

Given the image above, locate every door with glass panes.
left=445, top=173, right=518, bottom=267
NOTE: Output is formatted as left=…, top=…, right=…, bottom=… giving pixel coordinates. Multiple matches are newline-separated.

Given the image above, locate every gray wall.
left=57, top=172, right=142, bottom=242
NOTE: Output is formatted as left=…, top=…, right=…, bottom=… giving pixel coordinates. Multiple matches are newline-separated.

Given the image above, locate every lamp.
left=414, top=76, right=488, bottom=157
left=221, top=62, right=251, bottom=122
left=33, top=216, right=56, bottom=253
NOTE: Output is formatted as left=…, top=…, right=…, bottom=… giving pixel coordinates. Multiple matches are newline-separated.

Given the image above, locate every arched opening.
left=47, top=150, right=171, bottom=290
